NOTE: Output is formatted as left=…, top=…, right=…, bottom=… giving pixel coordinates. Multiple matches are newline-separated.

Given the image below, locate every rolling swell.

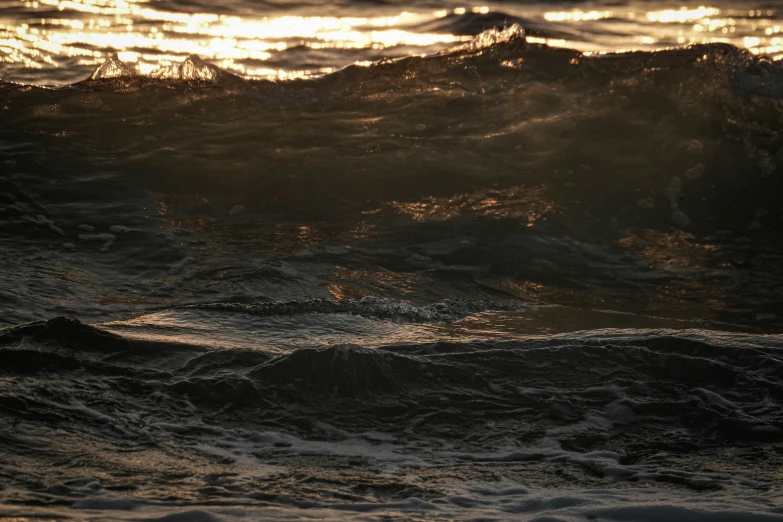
left=2, top=317, right=782, bottom=446
left=2, top=31, right=782, bottom=225
left=1, top=28, right=782, bottom=327
left=2, top=315, right=783, bottom=517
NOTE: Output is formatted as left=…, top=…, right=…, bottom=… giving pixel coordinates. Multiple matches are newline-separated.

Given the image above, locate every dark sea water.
left=2, top=0, right=783, bottom=520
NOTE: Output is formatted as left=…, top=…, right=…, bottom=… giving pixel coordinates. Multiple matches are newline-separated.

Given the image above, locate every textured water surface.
left=2, top=0, right=783, bottom=519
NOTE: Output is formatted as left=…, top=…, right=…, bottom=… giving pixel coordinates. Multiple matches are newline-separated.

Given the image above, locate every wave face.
left=1, top=31, right=783, bottom=328
left=2, top=5, right=783, bottom=520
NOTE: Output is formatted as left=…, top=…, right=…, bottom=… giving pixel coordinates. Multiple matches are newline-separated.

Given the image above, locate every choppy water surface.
left=2, top=0, right=783, bottom=520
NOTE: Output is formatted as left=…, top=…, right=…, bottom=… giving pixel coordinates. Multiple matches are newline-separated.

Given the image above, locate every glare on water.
left=0, top=0, right=781, bottom=83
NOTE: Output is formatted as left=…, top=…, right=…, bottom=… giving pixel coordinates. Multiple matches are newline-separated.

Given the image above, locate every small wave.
left=89, top=52, right=246, bottom=84
left=0, top=316, right=207, bottom=355
left=0, top=316, right=130, bottom=350
left=417, top=11, right=574, bottom=42
left=416, top=12, right=532, bottom=36
left=247, top=343, right=436, bottom=395
left=5, top=319, right=780, bottom=445
left=53, top=24, right=783, bottom=101
left=77, top=24, right=530, bottom=86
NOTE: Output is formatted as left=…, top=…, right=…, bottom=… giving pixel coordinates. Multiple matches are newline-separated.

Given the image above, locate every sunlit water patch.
left=1, top=0, right=782, bottom=84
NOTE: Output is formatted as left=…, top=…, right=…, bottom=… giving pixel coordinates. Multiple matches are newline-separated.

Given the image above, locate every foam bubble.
left=671, top=210, right=690, bottom=228
left=636, top=198, right=654, bottom=210
left=663, top=177, right=683, bottom=209
left=683, top=163, right=705, bottom=181
left=169, top=257, right=194, bottom=275
left=78, top=233, right=116, bottom=251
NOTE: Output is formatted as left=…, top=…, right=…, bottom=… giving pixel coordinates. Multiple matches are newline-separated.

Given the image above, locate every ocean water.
left=2, top=0, right=783, bottom=520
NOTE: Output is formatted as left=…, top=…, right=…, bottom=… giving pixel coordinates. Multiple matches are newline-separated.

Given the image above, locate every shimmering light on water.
left=537, top=5, right=780, bottom=56
left=544, top=10, right=613, bottom=22
left=0, top=1, right=781, bottom=83
left=645, top=6, right=720, bottom=23
left=0, top=0, right=466, bottom=80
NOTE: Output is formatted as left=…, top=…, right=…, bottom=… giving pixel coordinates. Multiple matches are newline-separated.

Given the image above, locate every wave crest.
left=447, top=23, right=526, bottom=53
left=87, top=52, right=247, bottom=85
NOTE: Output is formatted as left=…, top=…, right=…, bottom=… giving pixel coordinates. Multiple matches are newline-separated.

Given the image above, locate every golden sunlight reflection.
left=540, top=5, right=781, bottom=57
left=0, top=0, right=468, bottom=81
left=544, top=10, right=613, bottom=22
left=0, top=1, right=781, bottom=83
